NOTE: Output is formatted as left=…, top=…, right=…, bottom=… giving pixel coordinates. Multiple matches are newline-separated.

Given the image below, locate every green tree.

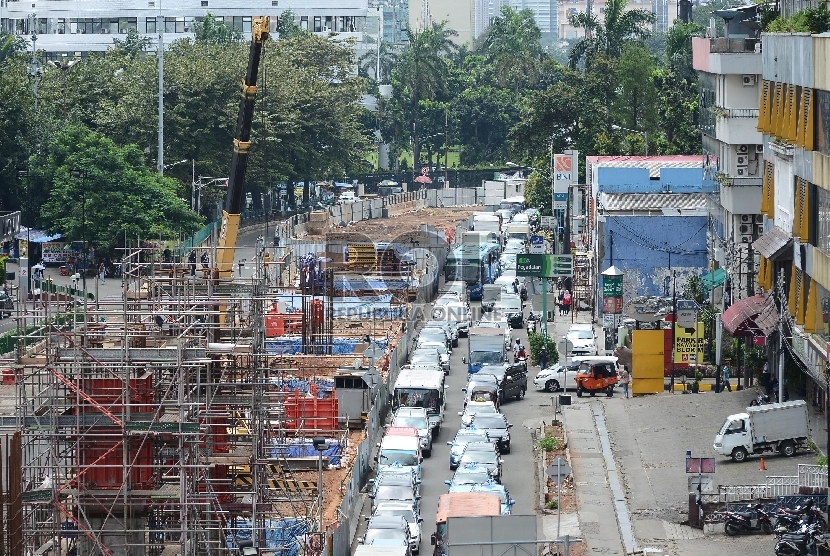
left=568, top=0, right=656, bottom=68
left=665, top=19, right=705, bottom=81
left=652, top=67, right=700, bottom=154
left=523, top=168, right=552, bottom=216
left=480, top=6, right=545, bottom=92
left=277, top=11, right=305, bottom=39
left=112, top=28, right=154, bottom=59
left=358, top=38, right=398, bottom=82
left=193, top=12, right=243, bottom=44
left=0, top=31, right=27, bottom=64
left=452, top=86, right=519, bottom=165
left=612, top=43, right=658, bottom=134
left=0, top=55, right=31, bottom=214
left=34, top=125, right=201, bottom=249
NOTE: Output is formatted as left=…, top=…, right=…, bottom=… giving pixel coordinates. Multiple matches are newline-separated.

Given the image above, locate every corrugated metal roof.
left=600, top=193, right=708, bottom=212
left=587, top=156, right=702, bottom=178
left=752, top=226, right=792, bottom=260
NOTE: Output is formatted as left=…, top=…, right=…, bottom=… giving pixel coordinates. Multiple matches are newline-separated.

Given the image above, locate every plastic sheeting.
left=269, top=438, right=342, bottom=466
left=265, top=338, right=389, bottom=355
left=270, top=378, right=334, bottom=398
left=225, top=518, right=315, bottom=554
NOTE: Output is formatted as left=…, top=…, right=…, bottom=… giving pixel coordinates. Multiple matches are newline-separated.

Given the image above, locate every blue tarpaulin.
left=270, top=378, right=334, bottom=397
left=265, top=338, right=389, bottom=355
left=226, top=518, right=315, bottom=554
left=269, top=438, right=343, bottom=466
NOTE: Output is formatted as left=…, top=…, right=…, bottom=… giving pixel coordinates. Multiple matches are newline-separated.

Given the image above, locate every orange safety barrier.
left=283, top=389, right=339, bottom=432
left=265, top=311, right=303, bottom=337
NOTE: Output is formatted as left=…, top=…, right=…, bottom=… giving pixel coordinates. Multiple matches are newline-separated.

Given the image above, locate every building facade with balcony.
left=753, top=32, right=830, bottom=403
left=692, top=7, right=763, bottom=303
left=0, top=0, right=372, bottom=56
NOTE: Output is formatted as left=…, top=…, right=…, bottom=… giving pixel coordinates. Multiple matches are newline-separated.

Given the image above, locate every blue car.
left=447, top=480, right=516, bottom=515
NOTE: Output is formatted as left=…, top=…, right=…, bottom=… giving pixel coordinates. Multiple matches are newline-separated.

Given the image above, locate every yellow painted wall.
left=632, top=329, right=665, bottom=395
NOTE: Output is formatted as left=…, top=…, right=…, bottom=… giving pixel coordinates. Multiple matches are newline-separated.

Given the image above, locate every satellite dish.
left=353, top=358, right=362, bottom=369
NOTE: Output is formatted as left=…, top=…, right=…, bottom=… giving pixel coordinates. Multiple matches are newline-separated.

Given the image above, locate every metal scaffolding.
left=0, top=244, right=362, bottom=556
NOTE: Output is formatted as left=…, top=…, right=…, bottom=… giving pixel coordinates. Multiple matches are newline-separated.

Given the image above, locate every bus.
left=444, top=243, right=501, bottom=300
left=392, top=368, right=446, bottom=438
left=499, top=196, right=526, bottom=215
left=431, top=492, right=501, bottom=556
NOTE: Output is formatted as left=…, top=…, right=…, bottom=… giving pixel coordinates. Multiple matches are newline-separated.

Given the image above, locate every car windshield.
left=396, top=388, right=440, bottom=412
left=454, top=432, right=489, bottom=445
left=411, top=351, right=439, bottom=364
left=474, top=416, right=508, bottom=429
left=419, top=330, right=446, bottom=342
left=464, top=404, right=497, bottom=417
left=365, top=530, right=407, bottom=543
left=421, top=342, right=448, bottom=355
left=461, top=451, right=497, bottom=465
left=393, top=416, right=428, bottom=429
left=377, top=508, right=416, bottom=523
left=378, top=451, right=419, bottom=466
left=569, top=330, right=594, bottom=339
left=469, top=351, right=504, bottom=366
left=375, top=486, right=416, bottom=500
left=453, top=470, right=491, bottom=484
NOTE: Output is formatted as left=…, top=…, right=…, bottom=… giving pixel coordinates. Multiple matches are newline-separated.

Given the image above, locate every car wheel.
left=453, top=339, right=459, bottom=347
left=780, top=440, right=797, bottom=457
left=424, top=448, right=432, bottom=458
left=725, top=521, right=741, bottom=536
left=576, top=387, right=584, bottom=398
left=590, top=391, right=596, bottom=397
left=607, top=386, right=614, bottom=397
left=545, top=380, right=560, bottom=393
left=731, top=447, right=748, bottom=463
left=503, top=443, right=511, bottom=454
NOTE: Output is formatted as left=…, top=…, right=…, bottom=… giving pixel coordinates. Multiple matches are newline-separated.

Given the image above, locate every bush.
left=538, top=436, right=562, bottom=452
left=765, top=5, right=830, bottom=33
left=527, top=330, right=559, bottom=366
left=546, top=499, right=559, bottom=510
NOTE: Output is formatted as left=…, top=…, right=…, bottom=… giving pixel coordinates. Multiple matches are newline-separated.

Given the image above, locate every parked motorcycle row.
left=716, top=499, right=830, bottom=555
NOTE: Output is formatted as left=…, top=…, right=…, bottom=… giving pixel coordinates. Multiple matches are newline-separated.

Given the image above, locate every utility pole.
left=157, top=1, right=165, bottom=174
left=670, top=270, right=677, bottom=391
left=27, top=13, right=43, bottom=109
left=444, top=108, right=449, bottom=187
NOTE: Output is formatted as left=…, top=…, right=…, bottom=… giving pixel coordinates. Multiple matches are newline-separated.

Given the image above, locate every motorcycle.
left=526, top=312, right=538, bottom=333
left=749, top=393, right=773, bottom=406
left=775, top=500, right=828, bottom=533
left=724, top=504, right=775, bottom=535
left=774, top=522, right=830, bottom=555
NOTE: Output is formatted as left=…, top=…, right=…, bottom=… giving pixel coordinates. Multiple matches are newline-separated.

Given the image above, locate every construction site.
left=0, top=220, right=459, bottom=556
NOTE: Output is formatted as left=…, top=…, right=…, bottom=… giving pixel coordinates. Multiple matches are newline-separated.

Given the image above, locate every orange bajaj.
left=574, top=359, right=618, bottom=398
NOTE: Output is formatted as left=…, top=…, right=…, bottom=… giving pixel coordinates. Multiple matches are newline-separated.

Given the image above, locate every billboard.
left=673, top=323, right=704, bottom=363
left=553, top=151, right=578, bottom=211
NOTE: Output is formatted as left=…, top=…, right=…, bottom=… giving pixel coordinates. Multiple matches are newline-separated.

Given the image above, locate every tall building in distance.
left=554, top=0, right=675, bottom=39
left=507, top=0, right=555, bottom=33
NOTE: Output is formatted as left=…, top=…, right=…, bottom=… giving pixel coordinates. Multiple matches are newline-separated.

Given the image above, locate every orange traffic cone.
left=759, top=457, right=767, bottom=471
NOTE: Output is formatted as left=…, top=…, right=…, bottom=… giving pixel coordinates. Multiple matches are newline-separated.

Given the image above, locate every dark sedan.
left=470, top=414, right=512, bottom=453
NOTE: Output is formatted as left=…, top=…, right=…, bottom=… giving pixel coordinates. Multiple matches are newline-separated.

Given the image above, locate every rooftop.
left=586, top=156, right=702, bottom=178
left=599, top=192, right=709, bottom=213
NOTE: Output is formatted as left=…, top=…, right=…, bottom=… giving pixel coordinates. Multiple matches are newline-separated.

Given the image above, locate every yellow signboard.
left=673, top=323, right=704, bottom=364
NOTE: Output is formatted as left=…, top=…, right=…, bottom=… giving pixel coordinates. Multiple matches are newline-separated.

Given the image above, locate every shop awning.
left=700, top=268, right=726, bottom=291
left=722, top=294, right=779, bottom=337
left=13, top=227, right=63, bottom=243
left=752, top=226, right=793, bottom=260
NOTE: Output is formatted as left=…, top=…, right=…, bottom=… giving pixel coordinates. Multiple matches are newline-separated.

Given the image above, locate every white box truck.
left=354, top=545, right=409, bottom=556
left=713, top=400, right=810, bottom=462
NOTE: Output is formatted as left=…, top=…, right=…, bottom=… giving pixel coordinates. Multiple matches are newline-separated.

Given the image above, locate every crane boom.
left=217, top=16, right=270, bottom=276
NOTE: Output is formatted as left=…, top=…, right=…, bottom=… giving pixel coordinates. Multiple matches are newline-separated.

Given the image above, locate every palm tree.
left=358, top=38, right=398, bottom=83
left=568, top=0, right=655, bottom=68
left=480, top=6, right=544, bottom=92
left=396, top=21, right=457, bottom=171
left=0, top=31, right=26, bottom=64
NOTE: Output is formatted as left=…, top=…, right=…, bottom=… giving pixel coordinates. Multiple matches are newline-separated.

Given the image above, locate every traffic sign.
left=516, top=254, right=573, bottom=278
left=540, top=216, right=555, bottom=228
left=546, top=456, right=572, bottom=483
left=530, top=235, right=545, bottom=254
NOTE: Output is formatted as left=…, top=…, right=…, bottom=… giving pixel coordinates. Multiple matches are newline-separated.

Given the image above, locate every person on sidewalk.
left=98, top=262, right=106, bottom=283
left=719, top=364, right=732, bottom=392
left=619, top=367, right=631, bottom=398
left=762, top=358, right=771, bottom=396
left=562, top=290, right=572, bottom=315
left=539, top=347, right=548, bottom=371
left=188, top=250, right=197, bottom=276
left=558, top=290, right=565, bottom=315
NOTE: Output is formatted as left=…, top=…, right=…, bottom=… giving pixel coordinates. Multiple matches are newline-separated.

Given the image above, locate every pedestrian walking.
left=188, top=251, right=197, bottom=276
left=562, top=290, right=572, bottom=315
left=619, top=367, right=631, bottom=398
left=200, top=251, right=210, bottom=270
left=98, top=262, right=106, bottom=283
left=719, top=364, right=732, bottom=392
left=762, top=358, right=771, bottom=396
left=70, top=272, right=80, bottom=290
left=558, top=290, right=565, bottom=315
left=539, top=347, right=548, bottom=371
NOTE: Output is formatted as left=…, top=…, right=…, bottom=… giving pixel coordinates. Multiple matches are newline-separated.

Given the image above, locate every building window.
left=119, top=17, right=137, bottom=33
left=817, top=90, right=830, bottom=155
left=300, top=16, right=308, bottom=31
left=815, top=187, right=830, bottom=255
left=146, top=17, right=156, bottom=34
left=314, top=16, right=322, bottom=32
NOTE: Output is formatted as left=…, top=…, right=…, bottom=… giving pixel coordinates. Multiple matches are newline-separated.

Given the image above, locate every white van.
left=376, top=434, right=423, bottom=481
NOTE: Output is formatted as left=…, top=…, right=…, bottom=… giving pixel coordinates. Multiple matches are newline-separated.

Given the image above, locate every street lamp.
left=71, top=170, right=88, bottom=330
left=611, top=124, right=648, bottom=156
left=312, top=437, right=328, bottom=543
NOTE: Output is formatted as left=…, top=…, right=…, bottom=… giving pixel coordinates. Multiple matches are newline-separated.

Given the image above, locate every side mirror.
left=509, top=499, right=516, bottom=505
left=416, top=495, right=422, bottom=500
left=444, top=480, right=452, bottom=485
left=419, top=457, right=424, bottom=463
left=376, top=443, right=381, bottom=448
left=499, top=458, right=505, bottom=464
left=414, top=479, right=421, bottom=485
left=446, top=441, right=453, bottom=446
left=507, top=424, right=513, bottom=428
left=418, top=518, right=424, bottom=524
left=374, top=456, right=379, bottom=462
left=363, top=515, right=370, bottom=521
left=458, top=412, right=463, bottom=416
left=358, top=537, right=365, bottom=544
left=368, top=494, right=375, bottom=499
left=461, top=388, right=467, bottom=393
left=430, top=534, right=437, bottom=546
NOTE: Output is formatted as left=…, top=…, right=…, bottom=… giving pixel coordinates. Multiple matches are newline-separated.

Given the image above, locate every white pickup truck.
left=713, top=400, right=810, bottom=462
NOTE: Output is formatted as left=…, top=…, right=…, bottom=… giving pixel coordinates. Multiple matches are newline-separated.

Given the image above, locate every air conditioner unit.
left=741, top=214, right=751, bottom=223
left=737, top=145, right=749, bottom=154
left=740, top=224, right=751, bottom=234
left=754, top=214, right=764, bottom=224
left=742, top=75, right=757, bottom=86
left=756, top=144, right=764, bottom=154
left=737, top=167, right=747, bottom=176
left=755, top=224, right=764, bottom=236
left=737, top=155, right=748, bottom=166
left=741, top=234, right=753, bottom=243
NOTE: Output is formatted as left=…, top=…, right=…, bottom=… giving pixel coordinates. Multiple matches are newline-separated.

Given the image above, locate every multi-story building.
left=409, top=0, right=475, bottom=43
left=692, top=6, right=763, bottom=303
left=751, top=30, right=830, bottom=410
left=506, top=0, right=555, bottom=33
left=0, top=0, right=372, bottom=56
left=555, top=0, right=673, bottom=39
